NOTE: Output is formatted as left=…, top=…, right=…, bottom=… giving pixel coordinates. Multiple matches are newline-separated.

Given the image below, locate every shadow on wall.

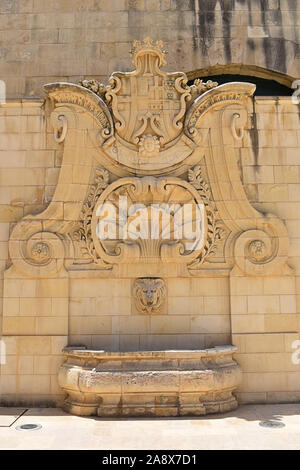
left=187, top=64, right=296, bottom=96
left=187, top=74, right=293, bottom=96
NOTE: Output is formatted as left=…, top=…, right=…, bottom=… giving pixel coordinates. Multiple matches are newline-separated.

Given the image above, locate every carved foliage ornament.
left=73, top=167, right=111, bottom=266
left=187, top=165, right=225, bottom=268
left=70, top=164, right=225, bottom=269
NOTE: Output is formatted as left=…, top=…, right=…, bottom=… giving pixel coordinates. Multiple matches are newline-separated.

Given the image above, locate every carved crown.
left=130, top=37, right=167, bottom=67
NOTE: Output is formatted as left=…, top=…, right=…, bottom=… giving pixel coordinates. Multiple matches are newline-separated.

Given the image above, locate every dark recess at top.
left=188, top=74, right=293, bottom=96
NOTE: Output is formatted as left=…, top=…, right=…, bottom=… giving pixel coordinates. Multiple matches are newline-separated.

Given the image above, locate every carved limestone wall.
left=0, top=38, right=299, bottom=408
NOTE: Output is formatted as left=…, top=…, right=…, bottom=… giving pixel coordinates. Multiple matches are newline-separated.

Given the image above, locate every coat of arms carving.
left=106, top=38, right=190, bottom=153
left=78, top=37, right=218, bottom=175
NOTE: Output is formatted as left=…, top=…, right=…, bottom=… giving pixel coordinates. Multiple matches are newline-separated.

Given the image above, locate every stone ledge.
left=0, top=99, right=45, bottom=108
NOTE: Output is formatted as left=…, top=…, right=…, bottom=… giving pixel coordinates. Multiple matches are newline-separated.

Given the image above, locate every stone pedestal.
left=58, top=346, right=241, bottom=417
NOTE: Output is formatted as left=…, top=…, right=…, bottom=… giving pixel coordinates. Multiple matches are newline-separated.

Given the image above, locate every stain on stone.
left=274, top=38, right=289, bottom=73
left=260, top=0, right=267, bottom=10
left=263, top=37, right=287, bottom=73
left=287, top=0, right=297, bottom=12
left=247, top=0, right=253, bottom=27
left=274, top=95, right=280, bottom=121
left=261, top=1, right=289, bottom=73
left=249, top=100, right=259, bottom=167
left=172, top=0, right=194, bottom=10
left=220, top=4, right=232, bottom=62
left=259, top=0, right=269, bottom=37
left=247, top=39, right=256, bottom=50
left=192, top=1, right=217, bottom=54
left=192, top=0, right=232, bottom=61
left=177, top=6, right=185, bottom=33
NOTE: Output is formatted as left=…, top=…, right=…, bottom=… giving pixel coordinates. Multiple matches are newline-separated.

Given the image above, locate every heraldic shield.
left=105, top=38, right=191, bottom=157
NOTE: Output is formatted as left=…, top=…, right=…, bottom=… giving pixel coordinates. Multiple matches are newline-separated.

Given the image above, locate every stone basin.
left=58, top=346, right=242, bottom=417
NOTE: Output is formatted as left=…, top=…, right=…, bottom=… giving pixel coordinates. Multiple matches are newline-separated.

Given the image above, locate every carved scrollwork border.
left=44, top=82, right=114, bottom=141
left=187, top=165, right=226, bottom=269
left=72, top=167, right=112, bottom=267
left=184, top=82, right=256, bottom=138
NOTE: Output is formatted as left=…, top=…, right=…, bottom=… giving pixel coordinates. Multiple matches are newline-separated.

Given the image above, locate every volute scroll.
left=9, top=219, right=66, bottom=277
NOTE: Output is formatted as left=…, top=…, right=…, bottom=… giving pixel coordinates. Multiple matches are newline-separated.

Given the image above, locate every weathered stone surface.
left=0, top=36, right=299, bottom=414
left=0, top=1, right=299, bottom=99
left=58, top=347, right=241, bottom=417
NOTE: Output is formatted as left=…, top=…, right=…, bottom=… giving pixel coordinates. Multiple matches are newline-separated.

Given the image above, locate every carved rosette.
left=133, top=278, right=166, bottom=314
left=234, top=223, right=289, bottom=276
left=248, top=239, right=268, bottom=262
left=9, top=221, right=65, bottom=277
left=30, top=241, right=51, bottom=264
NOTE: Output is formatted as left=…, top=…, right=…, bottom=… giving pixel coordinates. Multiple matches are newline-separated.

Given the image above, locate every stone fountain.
left=7, top=38, right=289, bottom=416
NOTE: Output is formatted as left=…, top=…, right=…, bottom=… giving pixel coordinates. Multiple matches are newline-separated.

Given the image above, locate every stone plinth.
left=58, top=346, right=241, bottom=417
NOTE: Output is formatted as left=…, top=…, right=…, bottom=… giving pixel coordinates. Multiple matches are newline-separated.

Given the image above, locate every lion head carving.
left=133, top=278, right=166, bottom=314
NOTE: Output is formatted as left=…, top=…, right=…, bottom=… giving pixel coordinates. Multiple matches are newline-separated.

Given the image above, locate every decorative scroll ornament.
left=8, top=38, right=287, bottom=280
left=9, top=225, right=65, bottom=277
left=44, top=82, right=114, bottom=145
left=53, top=114, right=67, bottom=143
left=133, top=278, right=166, bottom=314
left=234, top=224, right=288, bottom=276
left=231, top=113, right=244, bottom=140
left=187, top=165, right=225, bottom=268
left=73, top=167, right=111, bottom=266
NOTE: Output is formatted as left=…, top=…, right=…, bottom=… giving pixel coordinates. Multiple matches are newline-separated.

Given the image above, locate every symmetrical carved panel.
left=89, top=174, right=208, bottom=266
left=3, top=37, right=296, bottom=418
left=6, top=38, right=289, bottom=279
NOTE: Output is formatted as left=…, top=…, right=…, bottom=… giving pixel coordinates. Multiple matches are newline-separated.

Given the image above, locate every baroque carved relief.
left=6, top=38, right=290, bottom=279
left=89, top=174, right=208, bottom=266
left=72, top=167, right=111, bottom=268
left=187, top=165, right=226, bottom=269
left=71, top=38, right=219, bottom=176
